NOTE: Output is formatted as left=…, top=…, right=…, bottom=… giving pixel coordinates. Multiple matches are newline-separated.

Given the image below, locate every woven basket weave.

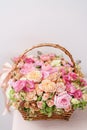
left=14, top=43, right=75, bottom=121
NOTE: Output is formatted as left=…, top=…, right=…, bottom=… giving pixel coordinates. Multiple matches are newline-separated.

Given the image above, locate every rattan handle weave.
left=22, top=43, right=75, bottom=67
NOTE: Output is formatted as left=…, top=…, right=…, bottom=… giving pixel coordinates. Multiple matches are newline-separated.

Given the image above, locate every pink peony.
left=54, top=92, right=72, bottom=109
left=74, top=89, right=82, bottom=99
left=20, top=63, right=34, bottom=74
left=12, top=80, right=35, bottom=92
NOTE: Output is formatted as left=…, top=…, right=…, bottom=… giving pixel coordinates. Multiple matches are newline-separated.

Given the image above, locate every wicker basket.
left=15, top=43, right=75, bottom=121
left=1, top=43, right=87, bottom=121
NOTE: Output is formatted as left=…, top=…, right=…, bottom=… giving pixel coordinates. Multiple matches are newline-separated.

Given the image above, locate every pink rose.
left=63, top=72, right=77, bottom=83
left=74, top=89, right=82, bottom=99
left=80, top=78, right=87, bottom=86
left=20, top=63, right=34, bottom=74
left=12, top=80, right=35, bottom=92
left=66, top=83, right=76, bottom=95
left=54, top=93, right=72, bottom=110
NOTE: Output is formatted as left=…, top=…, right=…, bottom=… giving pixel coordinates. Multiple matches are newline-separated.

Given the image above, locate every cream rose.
left=39, top=79, right=56, bottom=92
left=25, top=70, right=42, bottom=82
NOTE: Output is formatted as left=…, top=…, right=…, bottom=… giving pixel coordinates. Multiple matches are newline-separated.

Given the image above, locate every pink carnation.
left=12, top=80, right=35, bottom=92
left=54, top=93, right=72, bottom=110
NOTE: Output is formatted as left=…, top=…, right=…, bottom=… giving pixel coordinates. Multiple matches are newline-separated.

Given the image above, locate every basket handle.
left=22, top=43, right=75, bottom=67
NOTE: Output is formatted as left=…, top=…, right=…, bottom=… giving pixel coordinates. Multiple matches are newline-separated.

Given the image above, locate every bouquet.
left=0, top=43, right=87, bottom=120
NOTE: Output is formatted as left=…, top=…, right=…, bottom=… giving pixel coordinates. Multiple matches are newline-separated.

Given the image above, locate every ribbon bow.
left=0, top=62, right=13, bottom=115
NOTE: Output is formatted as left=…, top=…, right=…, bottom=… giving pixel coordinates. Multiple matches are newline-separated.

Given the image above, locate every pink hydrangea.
left=12, top=80, right=35, bottom=92
left=54, top=92, right=72, bottom=110
left=74, top=89, right=82, bottom=99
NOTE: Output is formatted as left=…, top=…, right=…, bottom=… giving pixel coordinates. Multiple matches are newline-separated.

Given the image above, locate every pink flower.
left=24, top=58, right=35, bottom=63
left=63, top=72, right=77, bottom=83
left=13, top=55, right=26, bottom=63
left=80, top=79, right=87, bottom=86
left=42, top=65, right=58, bottom=74
left=37, top=101, right=43, bottom=109
left=54, top=93, right=72, bottom=110
left=20, top=63, right=34, bottom=74
left=46, top=100, right=54, bottom=107
left=12, top=80, right=35, bottom=92
left=66, top=83, right=76, bottom=95
left=42, top=71, right=49, bottom=79
left=74, top=89, right=82, bottom=99
left=40, top=54, right=51, bottom=61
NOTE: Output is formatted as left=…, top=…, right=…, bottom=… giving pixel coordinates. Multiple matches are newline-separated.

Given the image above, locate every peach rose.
left=35, top=84, right=43, bottom=96
left=46, top=100, right=54, bottom=107
left=56, top=82, right=66, bottom=93
left=39, top=79, right=56, bottom=92
left=42, top=93, right=50, bottom=101
left=37, top=101, right=43, bottom=109
left=26, top=90, right=37, bottom=101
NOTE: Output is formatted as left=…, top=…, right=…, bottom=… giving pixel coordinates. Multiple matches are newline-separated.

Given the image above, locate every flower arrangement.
left=0, top=43, right=87, bottom=120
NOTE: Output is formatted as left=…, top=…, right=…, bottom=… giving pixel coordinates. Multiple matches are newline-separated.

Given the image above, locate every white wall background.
left=0, top=0, right=87, bottom=130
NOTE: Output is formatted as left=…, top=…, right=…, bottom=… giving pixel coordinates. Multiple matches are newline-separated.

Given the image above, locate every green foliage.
left=37, top=96, right=42, bottom=101
left=40, top=101, right=55, bottom=117
left=72, top=99, right=87, bottom=110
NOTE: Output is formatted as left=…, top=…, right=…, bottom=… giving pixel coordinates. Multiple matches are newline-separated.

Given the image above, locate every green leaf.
left=37, top=96, right=42, bottom=101
left=42, top=101, right=46, bottom=109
